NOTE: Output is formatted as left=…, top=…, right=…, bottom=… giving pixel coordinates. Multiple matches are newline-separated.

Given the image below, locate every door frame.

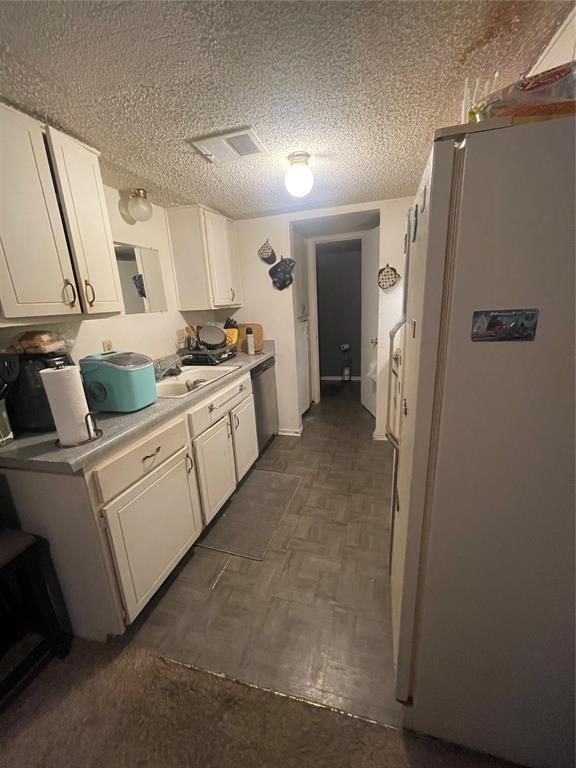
left=306, top=231, right=375, bottom=405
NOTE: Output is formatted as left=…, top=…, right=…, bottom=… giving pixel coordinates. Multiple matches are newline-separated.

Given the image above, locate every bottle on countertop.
left=246, top=327, right=255, bottom=355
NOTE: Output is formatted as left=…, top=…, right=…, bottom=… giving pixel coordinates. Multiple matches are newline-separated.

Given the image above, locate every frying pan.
left=197, top=325, right=227, bottom=350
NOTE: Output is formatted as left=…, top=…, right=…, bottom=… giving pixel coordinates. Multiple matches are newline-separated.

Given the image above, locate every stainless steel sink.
left=156, top=365, right=239, bottom=398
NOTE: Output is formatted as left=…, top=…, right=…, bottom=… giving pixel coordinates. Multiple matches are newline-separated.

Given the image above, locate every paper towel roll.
left=40, top=365, right=94, bottom=446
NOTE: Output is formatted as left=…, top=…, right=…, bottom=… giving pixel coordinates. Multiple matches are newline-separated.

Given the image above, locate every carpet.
left=0, top=641, right=516, bottom=768
left=197, top=470, right=302, bottom=560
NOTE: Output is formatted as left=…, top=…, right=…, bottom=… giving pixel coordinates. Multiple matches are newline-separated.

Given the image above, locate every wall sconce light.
left=127, top=188, right=153, bottom=222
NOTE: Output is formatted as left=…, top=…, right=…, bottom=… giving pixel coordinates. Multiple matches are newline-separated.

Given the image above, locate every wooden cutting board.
left=237, top=323, right=264, bottom=353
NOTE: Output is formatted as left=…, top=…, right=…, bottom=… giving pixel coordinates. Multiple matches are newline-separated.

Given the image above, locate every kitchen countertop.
left=0, top=342, right=275, bottom=476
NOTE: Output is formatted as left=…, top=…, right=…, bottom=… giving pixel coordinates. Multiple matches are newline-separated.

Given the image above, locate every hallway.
left=132, top=397, right=402, bottom=726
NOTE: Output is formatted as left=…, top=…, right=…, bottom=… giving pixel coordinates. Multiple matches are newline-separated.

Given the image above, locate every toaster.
left=80, top=352, right=156, bottom=413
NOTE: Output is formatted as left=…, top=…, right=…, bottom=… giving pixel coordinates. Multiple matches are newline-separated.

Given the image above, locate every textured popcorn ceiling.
left=0, top=1, right=570, bottom=218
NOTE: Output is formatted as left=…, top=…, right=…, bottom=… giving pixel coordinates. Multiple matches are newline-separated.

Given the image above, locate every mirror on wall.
left=114, top=243, right=167, bottom=314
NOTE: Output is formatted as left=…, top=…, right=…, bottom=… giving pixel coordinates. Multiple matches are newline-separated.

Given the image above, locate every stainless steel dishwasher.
left=250, top=357, right=278, bottom=454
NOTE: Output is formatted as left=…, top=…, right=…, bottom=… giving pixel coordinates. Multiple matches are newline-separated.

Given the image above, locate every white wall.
left=233, top=216, right=300, bottom=434
left=234, top=198, right=411, bottom=434
left=530, top=8, right=576, bottom=74
left=0, top=186, right=214, bottom=361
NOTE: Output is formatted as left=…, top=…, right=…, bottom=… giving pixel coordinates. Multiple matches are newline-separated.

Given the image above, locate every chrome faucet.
left=154, top=354, right=182, bottom=382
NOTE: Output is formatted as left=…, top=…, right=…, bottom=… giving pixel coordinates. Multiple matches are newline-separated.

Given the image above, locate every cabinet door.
left=47, top=127, right=123, bottom=314
left=0, top=106, right=80, bottom=318
left=297, top=247, right=309, bottom=319
left=193, top=415, right=236, bottom=523
left=103, top=449, right=202, bottom=622
left=227, top=219, right=243, bottom=306
left=292, top=231, right=308, bottom=319
left=231, top=394, right=259, bottom=481
left=203, top=209, right=233, bottom=306
left=296, top=320, right=311, bottom=415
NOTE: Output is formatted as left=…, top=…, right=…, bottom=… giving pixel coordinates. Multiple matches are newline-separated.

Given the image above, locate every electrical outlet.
left=102, top=339, right=113, bottom=353
left=176, top=329, right=187, bottom=347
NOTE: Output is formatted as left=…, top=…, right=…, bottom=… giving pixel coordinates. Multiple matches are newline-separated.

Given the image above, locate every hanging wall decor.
left=378, top=264, right=401, bottom=290
left=268, top=255, right=296, bottom=290
left=258, top=239, right=277, bottom=265
left=131, top=273, right=147, bottom=298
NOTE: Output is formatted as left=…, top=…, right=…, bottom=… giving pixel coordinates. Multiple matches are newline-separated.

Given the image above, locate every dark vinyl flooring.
left=130, top=396, right=402, bottom=726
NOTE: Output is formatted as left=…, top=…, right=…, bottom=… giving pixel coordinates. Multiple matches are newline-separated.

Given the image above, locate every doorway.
left=316, top=239, right=362, bottom=401
left=290, top=211, right=381, bottom=427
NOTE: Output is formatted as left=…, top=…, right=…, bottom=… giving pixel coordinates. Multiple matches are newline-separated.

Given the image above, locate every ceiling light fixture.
left=127, top=188, right=153, bottom=222
left=285, top=152, right=313, bottom=198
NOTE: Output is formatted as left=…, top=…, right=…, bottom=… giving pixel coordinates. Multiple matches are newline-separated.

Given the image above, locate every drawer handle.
left=186, top=452, right=194, bottom=474
left=208, top=385, right=246, bottom=413
left=142, top=446, right=161, bottom=462
left=234, top=414, right=240, bottom=430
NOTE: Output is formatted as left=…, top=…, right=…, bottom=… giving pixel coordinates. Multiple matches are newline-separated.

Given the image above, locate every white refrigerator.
left=389, top=115, right=574, bottom=768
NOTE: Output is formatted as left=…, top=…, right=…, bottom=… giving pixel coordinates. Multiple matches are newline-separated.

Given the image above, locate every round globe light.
left=127, top=189, right=153, bottom=222
left=285, top=152, right=313, bottom=198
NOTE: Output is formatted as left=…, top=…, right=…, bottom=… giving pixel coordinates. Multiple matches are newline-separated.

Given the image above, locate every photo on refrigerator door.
left=471, top=309, right=539, bottom=342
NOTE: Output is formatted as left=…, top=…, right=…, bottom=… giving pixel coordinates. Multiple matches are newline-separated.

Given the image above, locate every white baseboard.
left=278, top=427, right=303, bottom=437
left=372, top=431, right=390, bottom=442
left=320, top=376, right=361, bottom=381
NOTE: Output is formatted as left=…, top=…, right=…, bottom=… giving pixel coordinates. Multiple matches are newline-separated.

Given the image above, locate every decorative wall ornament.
left=131, top=273, right=147, bottom=298
left=258, top=239, right=277, bottom=264
left=269, top=256, right=295, bottom=290
left=378, top=264, right=401, bottom=290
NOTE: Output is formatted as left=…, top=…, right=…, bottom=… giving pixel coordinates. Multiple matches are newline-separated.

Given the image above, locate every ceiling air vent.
left=189, top=127, right=267, bottom=163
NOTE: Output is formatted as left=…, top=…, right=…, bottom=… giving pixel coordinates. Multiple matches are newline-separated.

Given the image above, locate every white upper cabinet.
left=0, top=105, right=81, bottom=318
left=168, top=205, right=243, bottom=310
left=227, top=218, right=244, bottom=307
left=46, top=127, right=123, bottom=314
left=203, top=208, right=233, bottom=306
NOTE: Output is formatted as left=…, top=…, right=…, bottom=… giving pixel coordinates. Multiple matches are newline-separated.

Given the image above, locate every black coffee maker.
left=0, top=351, right=73, bottom=436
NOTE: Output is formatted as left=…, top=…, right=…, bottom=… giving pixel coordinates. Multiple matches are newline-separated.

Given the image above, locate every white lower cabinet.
left=102, top=448, right=202, bottom=622
left=230, top=394, right=259, bottom=481
left=193, top=415, right=237, bottom=524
